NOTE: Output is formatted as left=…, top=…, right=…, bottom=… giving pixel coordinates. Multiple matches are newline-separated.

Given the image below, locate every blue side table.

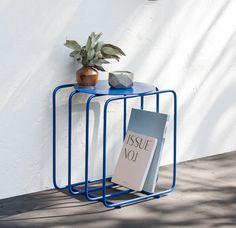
left=52, top=80, right=177, bottom=208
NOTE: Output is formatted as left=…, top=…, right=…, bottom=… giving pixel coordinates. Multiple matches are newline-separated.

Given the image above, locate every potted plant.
left=65, top=32, right=125, bottom=87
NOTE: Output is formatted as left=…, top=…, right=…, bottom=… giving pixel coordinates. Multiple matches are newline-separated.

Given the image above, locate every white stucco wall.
left=0, top=0, right=236, bottom=199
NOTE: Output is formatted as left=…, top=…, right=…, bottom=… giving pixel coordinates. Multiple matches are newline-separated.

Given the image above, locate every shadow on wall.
left=0, top=0, right=236, bottom=199
left=15, top=0, right=150, bottom=191
left=53, top=0, right=236, bottom=186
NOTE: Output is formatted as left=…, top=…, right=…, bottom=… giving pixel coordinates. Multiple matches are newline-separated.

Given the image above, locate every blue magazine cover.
left=127, top=108, right=169, bottom=193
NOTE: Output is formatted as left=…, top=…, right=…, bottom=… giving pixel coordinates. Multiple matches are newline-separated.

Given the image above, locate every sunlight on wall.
left=0, top=0, right=235, bottom=199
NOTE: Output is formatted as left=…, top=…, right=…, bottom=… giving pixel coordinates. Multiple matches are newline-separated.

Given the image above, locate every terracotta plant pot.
left=76, top=66, right=98, bottom=87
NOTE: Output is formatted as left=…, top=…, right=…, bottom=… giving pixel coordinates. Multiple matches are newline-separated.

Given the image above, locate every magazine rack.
left=53, top=80, right=177, bottom=208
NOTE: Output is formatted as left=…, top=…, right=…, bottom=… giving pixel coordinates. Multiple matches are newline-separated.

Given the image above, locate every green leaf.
left=74, top=53, right=82, bottom=61
left=80, top=48, right=87, bottom=58
left=65, top=33, right=124, bottom=68
left=82, top=59, right=89, bottom=66
left=101, top=44, right=125, bottom=56
left=99, top=59, right=110, bottom=64
left=94, top=65, right=105, bottom=71
left=94, top=50, right=103, bottom=59
left=102, top=53, right=120, bottom=61
left=91, top=32, right=96, bottom=38
left=90, top=32, right=102, bottom=42
left=64, top=40, right=81, bottom=50
left=69, top=50, right=80, bottom=57
left=85, top=36, right=92, bottom=51
left=87, top=49, right=95, bottom=61
left=94, top=59, right=110, bottom=66
left=90, top=33, right=96, bottom=48
left=81, top=49, right=89, bottom=66
left=86, top=32, right=98, bottom=50
left=95, top=33, right=102, bottom=41
left=95, top=41, right=104, bottom=53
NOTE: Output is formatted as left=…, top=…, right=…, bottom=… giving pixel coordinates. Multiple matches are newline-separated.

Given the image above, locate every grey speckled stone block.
left=109, top=71, right=134, bottom=89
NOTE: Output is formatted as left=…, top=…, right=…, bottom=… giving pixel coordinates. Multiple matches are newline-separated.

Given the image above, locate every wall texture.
left=0, top=0, right=236, bottom=199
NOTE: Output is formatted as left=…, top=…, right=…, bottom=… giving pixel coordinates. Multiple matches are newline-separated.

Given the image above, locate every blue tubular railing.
left=140, top=95, right=144, bottom=110
left=53, top=84, right=177, bottom=208
left=52, top=84, right=74, bottom=190
left=156, top=87, right=160, bottom=113
left=101, top=90, right=177, bottom=208
left=67, top=90, right=81, bottom=195
left=123, top=95, right=127, bottom=140
left=84, top=94, right=102, bottom=201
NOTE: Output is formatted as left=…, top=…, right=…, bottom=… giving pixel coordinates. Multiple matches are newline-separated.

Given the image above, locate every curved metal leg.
left=52, top=84, right=74, bottom=190
left=140, top=95, right=144, bottom=110
left=171, top=90, right=177, bottom=189
left=84, top=96, right=117, bottom=202
left=84, top=95, right=100, bottom=200
left=66, top=93, right=116, bottom=199
left=67, top=90, right=81, bottom=195
left=123, top=95, right=127, bottom=140
left=155, top=87, right=160, bottom=112
left=103, top=99, right=109, bottom=206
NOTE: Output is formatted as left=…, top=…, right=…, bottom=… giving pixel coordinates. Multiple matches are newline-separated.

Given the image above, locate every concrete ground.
left=0, top=151, right=235, bottom=228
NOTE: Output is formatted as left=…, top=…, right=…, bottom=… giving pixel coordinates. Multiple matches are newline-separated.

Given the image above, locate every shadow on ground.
left=0, top=151, right=236, bottom=228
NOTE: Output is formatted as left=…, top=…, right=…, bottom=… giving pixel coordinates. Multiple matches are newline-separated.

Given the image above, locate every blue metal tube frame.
left=102, top=90, right=177, bottom=208
left=67, top=90, right=81, bottom=195
left=53, top=86, right=109, bottom=193
left=123, top=95, right=127, bottom=140
left=53, top=87, right=122, bottom=197
left=140, top=95, right=144, bottom=110
left=53, top=84, right=177, bottom=208
left=67, top=93, right=114, bottom=197
left=84, top=89, right=161, bottom=203
left=84, top=94, right=97, bottom=199
left=83, top=94, right=129, bottom=201
left=84, top=94, right=109, bottom=201
left=52, top=84, right=74, bottom=190
left=156, top=87, right=160, bottom=112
